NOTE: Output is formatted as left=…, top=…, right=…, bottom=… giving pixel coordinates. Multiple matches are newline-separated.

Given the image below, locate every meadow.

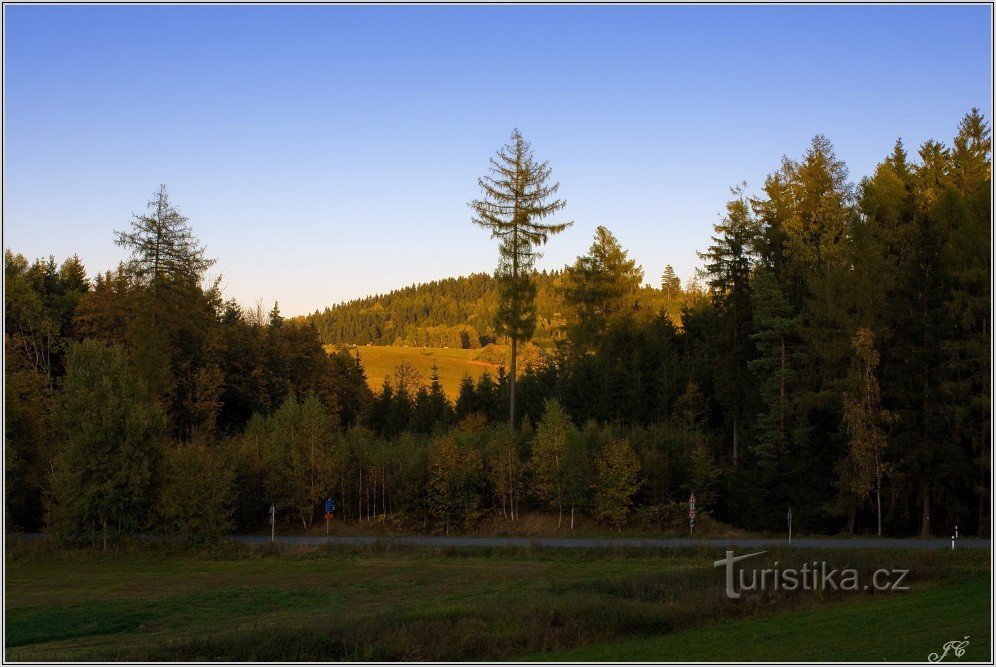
left=337, top=344, right=504, bottom=399
left=5, top=541, right=989, bottom=661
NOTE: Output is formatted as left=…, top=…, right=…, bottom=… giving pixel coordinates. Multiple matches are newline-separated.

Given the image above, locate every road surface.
left=8, top=532, right=989, bottom=550
left=228, top=534, right=990, bottom=550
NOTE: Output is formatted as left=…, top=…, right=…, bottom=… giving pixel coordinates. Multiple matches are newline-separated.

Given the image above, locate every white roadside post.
left=270, top=503, right=276, bottom=544
left=688, top=492, right=696, bottom=537
left=787, top=506, right=792, bottom=546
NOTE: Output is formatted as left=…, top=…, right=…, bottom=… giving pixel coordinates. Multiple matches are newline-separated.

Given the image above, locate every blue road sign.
left=325, top=498, right=334, bottom=513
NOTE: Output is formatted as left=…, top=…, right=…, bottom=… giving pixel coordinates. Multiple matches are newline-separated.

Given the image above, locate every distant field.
left=5, top=543, right=988, bottom=661
left=328, top=345, right=504, bottom=399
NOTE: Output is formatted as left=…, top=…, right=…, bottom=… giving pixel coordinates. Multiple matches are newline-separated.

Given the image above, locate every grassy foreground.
left=5, top=542, right=989, bottom=661
left=530, top=575, right=991, bottom=661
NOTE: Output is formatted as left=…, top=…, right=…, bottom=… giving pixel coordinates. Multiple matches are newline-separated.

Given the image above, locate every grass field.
left=5, top=542, right=989, bottom=661
left=531, top=576, right=991, bottom=661
left=332, top=345, right=504, bottom=399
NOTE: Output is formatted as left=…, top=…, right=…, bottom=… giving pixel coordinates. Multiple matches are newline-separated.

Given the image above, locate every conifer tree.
left=700, top=186, right=759, bottom=464
left=560, top=226, right=644, bottom=353
left=114, top=185, right=214, bottom=289
left=660, top=265, right=682, bottom=302
left=470, top=130, right=571, bottom=428
left=455, top=374, right=478, bottom=420
left=748, top=268, right=802, bottom=464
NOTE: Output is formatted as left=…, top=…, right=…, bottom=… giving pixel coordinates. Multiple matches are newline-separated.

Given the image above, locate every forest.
left=300, top=268, right=685, bottom=348
left=4, top=110, right=990, bottom=544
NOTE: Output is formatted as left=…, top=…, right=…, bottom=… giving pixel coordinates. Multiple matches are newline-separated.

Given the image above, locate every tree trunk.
left=510, top=334, right=517, bottom=429
left=779, top=335, right=786, bottom=443
left=847, top=496, right=856, bottom=535
left=876, top=472, right=883, bottom=537
left=571, top=505, right=575, bottom=530
left=980, top=443, right=990, bottom=537
left=732, top=414, right=739, bottom=467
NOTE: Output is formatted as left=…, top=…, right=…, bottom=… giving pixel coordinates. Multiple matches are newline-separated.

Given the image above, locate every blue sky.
left=4, top=5, right=991, bottom=315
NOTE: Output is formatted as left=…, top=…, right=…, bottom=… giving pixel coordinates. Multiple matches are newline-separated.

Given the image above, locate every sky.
left=4, top=5, right=992, bottom=316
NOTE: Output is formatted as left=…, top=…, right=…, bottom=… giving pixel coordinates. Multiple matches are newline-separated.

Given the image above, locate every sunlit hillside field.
left=328, top=345, right=504, bottom=399
left=5, top=543, right=988, bottom=662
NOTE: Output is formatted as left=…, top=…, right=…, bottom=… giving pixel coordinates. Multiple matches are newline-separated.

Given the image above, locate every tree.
left=4, top=251, right=91, bottom=530
left=269, top=302, right=284, bottom=328
left=454, top=374, right=478, bottom=420
left=250, top=395, right=336, bottom=529
left=842, top=328, right=892, bottom=536
left=749, top=267, right=802, bottom=464
left=5, top=251, right=91, bottom=387
left=744, top=136, right=857, bottom=531
left=413, top=364, right=454, bottom=433
left=530, top=399, right=576, bottom=528
left=485, top=426, right=525, bottom=521
left=156, top=442, right=234, bottom=543
left=428, top=431, right=482, bottom=533
left=470, top=129, right=572, bottom=428
left=114, top=185, right=215, bottom=288
left=111, top=187, right=223, bottom=440
left=699, top=186, right=759, bottom=464
left=48, top=341, right=166, bottom=548
left=560, top=226, right=644, bottom=352
left=941, top=109, right=991, bottom=536
left=595, top=437, right=640, bottom=529
left=5, top=351, right=52, bottom=531
left=661, top=265, right=682, bottom=302
left=563, top=425, right=597, bottom=530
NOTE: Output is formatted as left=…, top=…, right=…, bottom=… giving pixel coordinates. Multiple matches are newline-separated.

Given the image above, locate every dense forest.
left=298, top=270, right=686, bottom=348
left=4, top=111, right=990, bottom=545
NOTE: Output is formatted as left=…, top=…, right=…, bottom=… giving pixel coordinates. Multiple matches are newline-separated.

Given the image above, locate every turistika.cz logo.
left=713, top=550, right=910, bottom=599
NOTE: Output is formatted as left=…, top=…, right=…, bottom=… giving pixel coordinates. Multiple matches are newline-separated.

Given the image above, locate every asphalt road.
left=228, top=534, right=991, bottom=550
left=8, top=532, right=989, bottom=550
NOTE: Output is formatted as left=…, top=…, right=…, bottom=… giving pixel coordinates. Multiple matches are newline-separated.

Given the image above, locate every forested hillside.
left=5, top=111, right=990, bottom=544
left=299, top=271, right=687, bottom=348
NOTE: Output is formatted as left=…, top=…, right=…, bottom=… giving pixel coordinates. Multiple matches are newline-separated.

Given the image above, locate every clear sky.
left=4, top=5, right=991, bottom=316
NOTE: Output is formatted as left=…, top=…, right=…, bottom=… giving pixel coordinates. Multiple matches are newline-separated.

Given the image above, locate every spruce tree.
left=560, top=226, right=644, bottom=353
left=661, top=265, right=682, bottom=302
left=700, top=186, right=759, bottom=464
left=470, top=129, right=571, bottom=428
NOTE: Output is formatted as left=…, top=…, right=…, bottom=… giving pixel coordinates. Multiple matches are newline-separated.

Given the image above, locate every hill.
left=302, top=271, right=685, bottom=348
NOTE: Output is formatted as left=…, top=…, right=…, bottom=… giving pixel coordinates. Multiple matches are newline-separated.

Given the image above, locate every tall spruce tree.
left=700, top=186, right=759, bottom=464
left=470, top=129, right=571, bottom=428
